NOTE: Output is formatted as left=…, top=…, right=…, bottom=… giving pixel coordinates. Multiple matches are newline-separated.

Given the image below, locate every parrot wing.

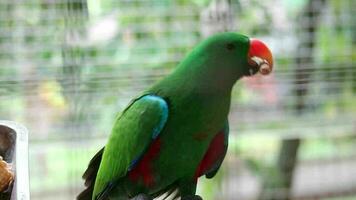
left=77, top=94, right=169, bottom=200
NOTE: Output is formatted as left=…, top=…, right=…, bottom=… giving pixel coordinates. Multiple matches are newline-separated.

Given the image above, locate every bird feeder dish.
left=0, top=121, right=30, bottom=200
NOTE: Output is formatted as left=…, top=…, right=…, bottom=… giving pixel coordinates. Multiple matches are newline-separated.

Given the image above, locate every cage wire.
left=0, top=0, right=355, bottom=199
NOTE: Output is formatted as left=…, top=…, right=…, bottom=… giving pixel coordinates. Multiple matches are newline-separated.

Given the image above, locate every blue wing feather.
left=141, top=95, right=169, bottom=139
left=128, top=95, right=169, bottom=170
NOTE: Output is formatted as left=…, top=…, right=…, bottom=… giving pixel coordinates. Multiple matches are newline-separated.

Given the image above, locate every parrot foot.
left=181, top=195, right=203, bottom=200
left=130, top=194, right=152, bottom=200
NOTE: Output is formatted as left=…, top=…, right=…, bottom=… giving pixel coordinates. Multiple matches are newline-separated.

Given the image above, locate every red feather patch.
left=128, top=138, right=161, bottom=186
left=194, top=131, right=225, bottom=178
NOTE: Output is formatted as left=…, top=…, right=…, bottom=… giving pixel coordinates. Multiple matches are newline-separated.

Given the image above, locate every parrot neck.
left=170, top=64, right=241, bottom=94
left=150, top=50, right=246, bottom=96
left=152, top=65, right=240, bottom=97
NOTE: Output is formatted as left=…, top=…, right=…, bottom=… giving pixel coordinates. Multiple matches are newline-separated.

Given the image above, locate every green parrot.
left=77, top=32, right=273, bottom=200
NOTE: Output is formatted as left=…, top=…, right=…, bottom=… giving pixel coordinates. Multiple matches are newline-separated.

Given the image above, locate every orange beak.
left=247, top=38, right=273, bottom=75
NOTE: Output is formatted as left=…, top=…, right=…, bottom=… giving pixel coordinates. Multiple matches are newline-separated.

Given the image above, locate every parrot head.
left=162, top=32, right=273, bottom=92
left=188, top=32, right=273, bottom=80
left=220, top=33, right=273, bottom=78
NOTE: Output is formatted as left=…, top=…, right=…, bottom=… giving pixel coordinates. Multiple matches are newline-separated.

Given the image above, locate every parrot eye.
left=226, top=43, right=235, bottom=51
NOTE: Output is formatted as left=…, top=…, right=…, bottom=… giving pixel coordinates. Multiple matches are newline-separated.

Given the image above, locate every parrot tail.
left=77, top=184, right=94, bottom=200
left=77, top=148, right=104, bottom=200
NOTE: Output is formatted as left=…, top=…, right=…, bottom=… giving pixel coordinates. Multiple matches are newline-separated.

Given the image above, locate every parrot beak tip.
left=248, top=38, right=273, bottom=76
left=259, top=63, right=271, bottom=75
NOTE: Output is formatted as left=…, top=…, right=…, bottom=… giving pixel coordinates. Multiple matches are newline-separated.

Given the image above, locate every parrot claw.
left=130, top=194, right=152, bottom=200
left=181, top=195, right=203, bottom=200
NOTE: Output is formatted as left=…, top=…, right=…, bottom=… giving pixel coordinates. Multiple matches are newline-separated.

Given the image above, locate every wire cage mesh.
left=0, top=0, right=355, bottom=199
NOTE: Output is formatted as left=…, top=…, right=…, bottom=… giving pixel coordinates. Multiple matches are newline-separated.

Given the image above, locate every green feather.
left=93, top=95, right=169, bottom=199
left=79, top=32, right=252, bottom=200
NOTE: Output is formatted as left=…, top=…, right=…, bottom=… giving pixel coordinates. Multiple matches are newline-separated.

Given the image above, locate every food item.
left=0, top=156, right=14, bottom=192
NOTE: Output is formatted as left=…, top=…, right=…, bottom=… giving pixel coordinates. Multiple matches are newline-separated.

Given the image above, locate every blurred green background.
left=0, top=0, right=355, bottom=199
